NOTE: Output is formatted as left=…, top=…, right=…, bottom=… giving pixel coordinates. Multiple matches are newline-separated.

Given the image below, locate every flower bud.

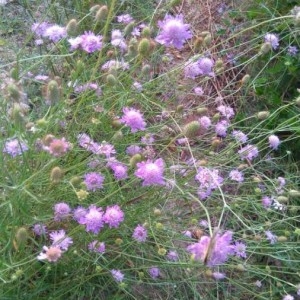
left=260, top=42, right=272, bottom=55
left=66, top=19, right=78, bottom=36
left=212, top=113, right=220, bottom=122
left=115, top=238, right=123, bottom=245
left=14, top=227, right=28, bottom=250
left=46, top=80, right=60, bottom=104
left=203, top=34, right=212, bottom=47
left=241, top=74, right=250, bottom=85
left=153, top=208, right=161, bottom=216
left=138, top=38, right=151, bottom=57
left=155, top=222, right=164, bottom=230
left=106, top=74, right=117, bottom=86
left=141, top=27, right=151, bottom=38
left=257, top=111, right=270, bottom=120
left=111, top=119, right=122, bottom=128
left=89, top=4, right=101, bottom=13
left=50, top=166, right=64, bottom=183
left=176, top=104, right=184, bottom=113
left=124, top=21, right=135, bottom=37
left=95, top=5, right=108, bottom=22
left=76, top=189, right=89, bottom=200
left=129, top=154, right=143, bottom=167
left=141, top=64, right=151, bottom=76
left=277, top=196, right=288, bottom=203
left=215, top=59, right=223, bottom=69
left=235, top=264, right=246, bottom=272
left=7, top=83, right=20, bottom=101
left=211, top=138, right=221, bottom=148
left=158, top=248, right=167, bottom=256
left=10, top=67, right=19, bottom=81
left=194, top=37, right=203, bottom=52
left=277, top=236, right=288, bottom=242
left=112, top=130, right=123, bottom=142
left=182, top=120, right=200, bottom=138
left=70, top=176, right=81, bottom=187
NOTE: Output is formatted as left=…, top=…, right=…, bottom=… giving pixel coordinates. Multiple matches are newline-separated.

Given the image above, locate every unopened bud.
left=50, top=166, right=64, bottom=183
left=155, top=222, right=164, bottom=230
left=76, top=189, right=89, bottom=200
left=277, top=236, right=288, bottom=242
left=158, top=248, right=167, bottom=256
left=212, top=113, right=220, bottom=122
left=138, top=38, right=151, bottom=57
left=47, top=80, right=60, bottom=104
left=43, top=134, right=55, bottom=146
left=182, top=121, right=200, bottom=138
left=176, top=104, right=184, bottom=113
left=10, top=68, right=19, bottom=81
left=241, top=74, right=250, bottom=85
left=141, top=64, right=151, bottom=76
left=66, top=19, right=78, bottom=36
left=154, top=208, right=161, bottom=216
left=70, top=176, right=81, bottom=187
left=115, top=238, right=123, bottom=245
left=194, top=37, right=203, bottom=52
left=141, top=27, right=151, bottom=38
left=289, top=189, right=300, bottom=197
left=215, top=59, right=223, bottom=69
left=106, top=74, right=117, bottom=86
left=112, top=130, right=123, bottom=141
left=257, top=111, right=270, bottom=120
left=129, top=154, right=143, bottom=167
left=14, top=227, right=28, bottom=250
left=276, top=196, right=288, bottom=203
left=211, top=138, right=221, bottom=148
left=95, top=5, right=108, bottom=22
left=89, top=4, right=101, bottom=13
left=111, top=119, right=122, bottom=128
left=196, top=107, right=208, bottom=115
left=7, top=83, right=20, bottom=101
left=124, top=22, right=135, bottom=37
left=260, top=42, right=272, bottom=55
left=203, top=34, right=212, bottom=47
left=235, top=264, right=246, bottom=272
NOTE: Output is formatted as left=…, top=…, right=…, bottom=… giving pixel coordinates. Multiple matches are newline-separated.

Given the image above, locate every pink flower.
left=37, top=246, right=62, bottom=262
left=79, top=205, right=104, bottom=234
left=80, top=31, right=102, bottom=53
left=120, top=107, right=146, bottom=132
left=107, top=161, right=128, bottom=180
left=103, top=205, right=124, bottom=228
left=268, top=134, right=280, bottom=150
left=229, top=170, right=244, bottom=182
left=135, top=158, right=165, bottom=186
left=84, top=172, right=104, bottom=191
left=44, top=137, right=70, bottom=157
left=155, top=14, right=192, bottom=49
left=132, top=224, right=148, bottom=242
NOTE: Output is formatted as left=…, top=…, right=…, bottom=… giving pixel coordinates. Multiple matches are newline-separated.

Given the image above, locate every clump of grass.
left=0, top=0, right=300, bottom=299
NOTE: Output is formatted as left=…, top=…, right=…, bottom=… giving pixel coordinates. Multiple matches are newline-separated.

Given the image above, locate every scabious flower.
left=97, top=142, right=116, bottom=158
left=74, top=82, right=102, bottom=96
left=265, top=230, right=277, bottom=244
left=32, top=223, right=47, bottom=236
left=37, top=245, right=62, bottom=262
left=287, top=45, right=298, bottom=56
left=232, top=130, right=248, bottom=144
left=167, top=250, right=179, bottom=261
left=44, top=137, right=70, bottom=157
left=111, top=29, right=127, bottom=50
left=194, top=87, right=204, bottom=95
left=282, top=295, right=295, bottom=300
left=103, top=205, right=124, bottom=228
left=264, top=33, right=279, bottom=50
left=68, top=36, right=83, bottom=50
left=155, top=14, right=192, bottom=50
left=80, top=31, right=103, bottom=53
left=132, top=81, right=143, bottom=92
left=126, top=145, right=141, bottom=156
left=238, top=144, right=259, bottom=161
left=3, top=138, right=28, bottom=157
left=229, top=170, right=244, bottom=182
left=141, top=134, right=155, bottom=145
left=111, top=269, right=124, bottom=282
left=77, top=133, right=94, bottom=151
left=135, top=158, right=165, bottom=186
left=184, top=60, right=202, bottom=79
left=217, top=105, right=235, bottom=119
left=84, top=172, right=104, bottom=191
left=120, top=107, right=146, bottom=133
left=132, top=224, right=148, bottom=242
left=31, top=22, right=50, bottom=37
left=186, top=230, right=234, bottom=267
left=107, top=161, right=128, bottom=180
left=54, top=202, right=71, bottom=221
left=199, top=116, right=211, bottom=130
left=212, top=272, right=226, bottom=280
left=215, top=120, right=229, bottom=137
left=198, top=57, right=214, bottom=76
left=88, top=240, right=105, bottom=253
left=234, top=242, right=247, bottom=258
left=73, top=206, right=87, bottom=222
left=101, top=59, right=129, bottom=71
left=148, top=267, right=160, bottom=279
left=43, top=24, right=67, bottom=42
left=79, top=205, right=104, bottom=234
left=268, top=134, right=280, bottom=150
left=49, top=230, right=73, bottom=251
left=117, top=14, right=133, bottom=24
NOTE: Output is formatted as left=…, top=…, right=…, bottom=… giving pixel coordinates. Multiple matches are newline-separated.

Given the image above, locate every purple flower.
left=101, top=59, right=129, bottom=71
left=79, top=205, right=104, bottom=234
left=262, top=196, right=273, bottom=209
left=234, top=242, right=247, bottom=258
left=117, top=14, right=134, bottom=24
left=194, top=87, right=204, bottom=95
left=84, top=172, right=104, bottom=191
left=265, top=230, right=277, bottom=244
left=120, top=107, right=146, bottom=133
left=88, top=240, right=105, bottom=253
left=229, top=170, right=244, bottom=182
left=31, top=22, right=50, bottom=37
left=141, top=134, right=155, bottom=145
left=43, top=137, right=70, bottom=157
left=97, top=142, right=116, bottom=158
left=287, top=46, right=298, bottom=56
left=107, top=161, right=128, bottom=180
left=50, top=230, right=73, bottom=251
left=54, top=202, right=71, bottom=221
left=198, top=57, right=214, bottom=76
left=282, top=295, right=294, bottom=300
left=80, top=31, right=102, bottom=53
left=232, top=130, right=248, bottom=144
left=217, top=105, right=235, bottom=119
left=73, top=206, right=87, bottom=222
left=32, top=223, right=47, bottom=236
left=212, top=272, right=226, bottom=280
left=184, top=60, right=202, bottom=79
left=167, top=250, right=179, bottom=261
left=186, top=230, right=234, bottom=266
left=111, top=269, right=124, bottom=282
left=264, top=33, right=279, bottom=50
left=135, top=158, right=165, bottom=186
left=148, top=267, right=160, bottom=279
left=132, top=224, right=148, bottom=242
left=238, top=144, right=259, bottom=161
left=111, top=29, right=127, bottom=50
left=68, top=36, right=83, bottom=50
left=155, top=14, right=192, bottom=49
left=199, top=116, right=211, bottom=129
left=103, top=205, right=124, bottom=228
left=126, top=145, right=142, bottom=156
left=215, top=120, right=229, bottom=137
left=183, top=230, right=192, bottom=238
left=268, top=134, right=280, bottom=150
left=3, top=138, right=28, bottom=157
left=132, top=81, right=143, bottom=92
left=43, top=25, right=67, bottom=42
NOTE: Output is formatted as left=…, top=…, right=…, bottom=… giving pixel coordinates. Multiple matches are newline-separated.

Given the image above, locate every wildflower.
left=120, top=107, right=146, bottom=133
left=262, top=196, right=272, bottom=209
left=49, top=230, right=73, bottom=251
left=141, top=134, right=155, bottom=145
left=37, top=245, right=62, bottom=262
left=135, top=158, right=165, bottom=186
left=186, top=230, right=234, bottom=266
left=184, top=60, right=202, bottom=79
left=111, top=29, right=127, bottom=50
left=167, top=250, right=179, bottom=261
left=199, top=116, right=211, bottom=129
left=148, top=267, right=160, bottom=279
left=126, top=145, right=141, bottom=156
left=132, top=224, right=148, bottom=242
left=73, top=206, right=87, bottom=222
left=232, top=130, right=248, bottom=144
left=101, top=59, right=129, bottom=71
left=32, top=223, right=47, bottom=236
left=229, top=170, right=244, bottom=182
left=31, top=22, right=50, bottom=37
left=43, top=25, right=67, bottom=42
left=287, top=45, right=298, bottom=56
left=264, top=33, right=279, bottom=50
left=44, top=137, right=70, bottom=157
left=111, top=269, right=124, bottom=282
left=53, top=202, right=71, bottom=221
left=238, top=144, right=259, bottom=161
left=132, top=81, right=143, bottom=92
left=268, top=134, right=280, bottom=150
left=107, top=161, right=128, bottom=180
left=194, top=87, right=204, bottom=95
left=77, top=133, right=94, bottom=150
left=117, top=14, right=133, bottom=24
left=103, top=205, right=124, bottom=228
left=68, top=36, right=83, bottom=50
left=183, top=230, right=192, bottom=238
left=84, top=172, right=104, bottom=191
left=234, top=242, right=247, bottom=258
left=97, top=142, right=116, bottom=158
left=283, top=295, right=294, bottom=300
left=255, top=280, right=262, bottom=288
left=198, top=57, right=214, bottom=75
left=80, top=31, right=102, bottom=53
left=79, top=205, right=104, bottom=234
left=217, top=105, right=235, bottom=119
left=88, top=240, right=105, bottom=253
left=215, top=120, right=229, bottom=137
left=155, top=14, right=192, bottom=49
left=34, top=74, right=49, bottom=81
left=212, top=272, right=226, bottom=280
left=3, top=138, right=28, bottom=157
left=265, top=230, right=277, bottom=244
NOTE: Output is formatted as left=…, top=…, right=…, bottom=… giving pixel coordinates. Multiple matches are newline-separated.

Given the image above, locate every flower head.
left=217, top=105, right=235, bottom=119
left=167, top=250, right=179, bottom=261
left=117, top=14, right=134, bottom=24
left=198, top=57, right=214, bottom=75
left=80, top=31, right=102, bottom=53
left=32, top=223, right=47, bottom=236
left=3, top=138, right=28, bottom=157
left=232, top=130, right=248, bottom=144
left=234, top=242, right=247, bottom=258
left=79, top=205, right=104, bottom=234
left=44, top=137, right=70, bottom=157
left=107, top=161, right=128, bottom=180
left=37, top=245, right=62, bottom=262
left=120, top=107, right=146, bottom=133
left=268, top=134, right=280, bottom=150
left=132, top=224, right=148, bottom=242
left=265, top=230, right=277, bottom=244
left=84, top=172, right=104, bottom=191
left=135, top=158, right=165, bottom=186
left=199, top=116, right=211, bottom=129
left=155, top=14, right=192, bottom=49
left=73, top=206, right=87, bottom=222
left=149, top=267, right=160, bottom=279
left=229, top=170, right=244, bottom=182
left=111, top=269, right=124, bottom=282
left=264, top=33, right=279, bottom=50
left=49, top=230, right=73, bottom=251
left=88, top=240, right=105, bottom=253
left=103, top=205, right=124, bottom=228
left=238, top=144, right=259, bottom=161
left=43, top=24, right=67, bottom=42
left=54, top=202, right=71, bottom=221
